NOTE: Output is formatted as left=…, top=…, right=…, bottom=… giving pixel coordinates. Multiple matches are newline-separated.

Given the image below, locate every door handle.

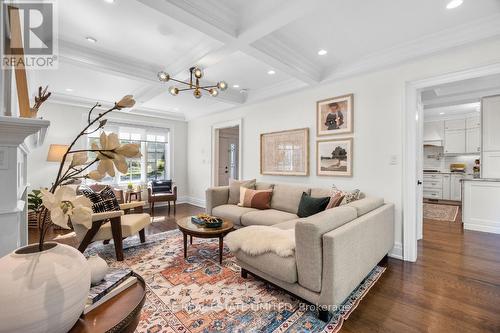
left=417, top=180, right=422, bottom=185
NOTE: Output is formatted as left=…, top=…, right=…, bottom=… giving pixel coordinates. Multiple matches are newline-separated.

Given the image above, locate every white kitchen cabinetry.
left=451, top=174, right=464, bottom=201
left=482, top=95, right=500, bottom=178
left=466, top=127, right=481, bottom=153
left=444, top=130, right=466, bottom=154
left=442, top=174, right=451, bottom=199
left=463, top=180, right=500, bottom=234
left=424, top=121, right=444, bottom=144
left=466, top=115, right=480, bottom=129
left=445, top=119, right=466, bottom=131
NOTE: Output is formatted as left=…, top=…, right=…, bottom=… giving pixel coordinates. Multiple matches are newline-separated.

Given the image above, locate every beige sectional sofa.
left=206, top=182, right=395, bottom=320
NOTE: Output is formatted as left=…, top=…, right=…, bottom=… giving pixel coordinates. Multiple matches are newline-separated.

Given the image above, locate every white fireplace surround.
left=0, top=116, right=50, bottom=257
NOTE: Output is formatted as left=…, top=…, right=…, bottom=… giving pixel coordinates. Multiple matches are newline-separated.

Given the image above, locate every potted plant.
left=0, top=95, right=140, bottom=333
left=27, top=189, right=43, bottom=228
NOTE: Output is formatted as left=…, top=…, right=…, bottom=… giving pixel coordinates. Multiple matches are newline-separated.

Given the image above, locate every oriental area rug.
left=86, top=230, right=385, bottom=333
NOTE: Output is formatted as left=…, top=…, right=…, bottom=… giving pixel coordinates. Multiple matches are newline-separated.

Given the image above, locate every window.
left=87, top=124, right=170, bottom=184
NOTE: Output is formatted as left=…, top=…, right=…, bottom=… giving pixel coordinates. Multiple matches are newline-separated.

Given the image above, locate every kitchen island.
left=462, top=178, right=500, bottom=234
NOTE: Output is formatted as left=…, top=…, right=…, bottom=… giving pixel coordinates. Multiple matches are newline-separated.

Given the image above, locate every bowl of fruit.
left=191, top=214, right=223, bottom=228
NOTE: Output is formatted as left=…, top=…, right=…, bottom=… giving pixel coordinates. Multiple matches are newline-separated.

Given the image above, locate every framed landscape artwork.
left=316, top=138, right=353, bottom=177
left=260, top=128, right=309, bottom=176
left=317, top=94, right=353, bottom=136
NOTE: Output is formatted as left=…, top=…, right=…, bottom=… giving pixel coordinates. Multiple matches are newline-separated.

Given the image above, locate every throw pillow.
left=331, top=185, right=361, bottom=205
left=228, top=179, right=256, bottom=204
left=325, top=193, right=345, bottom=209
left=297, top=192, right=330, bottom=218
left=79, top=185, right=121, bottom=213
left=238, top=187, right=273, bottom=210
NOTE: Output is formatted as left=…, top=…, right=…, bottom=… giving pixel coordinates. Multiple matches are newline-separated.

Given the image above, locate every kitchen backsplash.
left=423, top=146, right=479, bottom=173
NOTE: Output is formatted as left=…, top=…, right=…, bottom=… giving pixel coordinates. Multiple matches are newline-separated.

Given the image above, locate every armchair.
left=74, top=201, right=150, bottom=261
left=148, top=180, right=177, bottom=217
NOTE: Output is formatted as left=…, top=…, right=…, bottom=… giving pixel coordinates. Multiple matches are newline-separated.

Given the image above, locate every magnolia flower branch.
left=37, top=95, right=138, bottom=251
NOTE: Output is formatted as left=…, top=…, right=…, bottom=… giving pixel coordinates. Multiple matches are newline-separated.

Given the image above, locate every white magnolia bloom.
left=91, top=132, right=141, bottom=177
left=116, top=95, right=135, bottom=109
left=70, top=152, right=88, bottom=167
left=41, top=186, right=93, bottom=229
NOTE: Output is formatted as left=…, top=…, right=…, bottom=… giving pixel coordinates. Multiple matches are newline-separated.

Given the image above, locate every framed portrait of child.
left=316, top=94, right=353, bottom=136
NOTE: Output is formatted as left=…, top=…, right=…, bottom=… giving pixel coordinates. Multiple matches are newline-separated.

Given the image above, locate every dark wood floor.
left=31, top=203, right=500, bottom=332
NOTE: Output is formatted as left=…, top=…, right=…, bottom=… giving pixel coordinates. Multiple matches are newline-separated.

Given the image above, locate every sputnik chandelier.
left=157, top=66, right=227, bottom=99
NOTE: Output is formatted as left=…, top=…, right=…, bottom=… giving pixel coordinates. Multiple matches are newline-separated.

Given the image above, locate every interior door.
left=416, top=94, right=424, bottom=240
left=218, top=136, right=231, bottom=186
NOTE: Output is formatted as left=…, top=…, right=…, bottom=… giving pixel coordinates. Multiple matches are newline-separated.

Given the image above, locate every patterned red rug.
left=87, top=230, right=385, bottom=333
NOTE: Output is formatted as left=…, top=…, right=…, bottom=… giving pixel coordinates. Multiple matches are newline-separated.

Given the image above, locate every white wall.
left=27, top=102, right=188, bottom=199
left=187, top=38, right=500, bottom=258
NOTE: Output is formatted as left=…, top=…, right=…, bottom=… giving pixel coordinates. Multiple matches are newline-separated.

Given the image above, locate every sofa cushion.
left=234, top=251, right=297, bottom=284
left=212, top=204, right=257, bottom=225
left=241, top=209, right=298, bottom=226
left=295, top=206, right=358, bottom=292
left=310, top=187, right=331, bottom=198
left=271, top=184, right=311, bottom=214
left=297, top=192, right=330, bottom=218
left=255, top=182, right=274, bottom=190
left=228, top=179, right=256, bottom=204
left=344, top=197, right=384, bottom=216
left=239, top=188, right=273, bottom=210
left=273, top=218, right=303, bottom=230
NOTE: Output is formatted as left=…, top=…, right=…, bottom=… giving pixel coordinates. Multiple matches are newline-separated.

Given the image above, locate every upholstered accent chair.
left=74, top=200, right=150, bottom=261
left=89, top=183, right=125, bottom=204
left=147, top=180, right=177, bottom=217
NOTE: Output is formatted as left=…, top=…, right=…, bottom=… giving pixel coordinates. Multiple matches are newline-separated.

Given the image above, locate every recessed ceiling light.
left=267, top=70, right=275, bottom=75
left=440, top=112, right=445, bottom=115
left=65, top=88, right=74, bottom=92
left=446, top=0, right=463, bottom=9
left=173, top=107, right=179, bottom=111
left=104, top=0, right=115, bottom=3
left=318, top=49, right=328, bottom=56
left=232, top=84, right=240, bottom=88
left=85, top=36, right=97, bottom=43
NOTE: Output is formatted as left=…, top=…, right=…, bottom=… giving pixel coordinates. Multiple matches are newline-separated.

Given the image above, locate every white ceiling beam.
left=423, top=87, right=500, bottom=109
left=136, top=0, right=323, bottom=84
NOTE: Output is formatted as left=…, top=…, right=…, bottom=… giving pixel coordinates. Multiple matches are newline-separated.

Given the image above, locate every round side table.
left=69, top=274, right=146, bottom=333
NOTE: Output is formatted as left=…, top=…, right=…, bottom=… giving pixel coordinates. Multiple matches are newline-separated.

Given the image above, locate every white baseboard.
left=464, top=223, right=500, bottom=234
left=389, top=242, right=403, bottom=260
left=185, top=197, right=206, bottom=208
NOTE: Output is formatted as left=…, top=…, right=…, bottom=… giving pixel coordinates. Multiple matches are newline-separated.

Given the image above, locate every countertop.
left=424, top=171, right=473, bottom=175
left=461, top=178, right=500, bottom=182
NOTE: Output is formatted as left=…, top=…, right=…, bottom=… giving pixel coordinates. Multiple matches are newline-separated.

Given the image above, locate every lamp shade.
left=47, top=144, right=69, bottom=162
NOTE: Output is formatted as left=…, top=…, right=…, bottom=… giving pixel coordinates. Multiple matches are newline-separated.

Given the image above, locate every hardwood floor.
left=31, top=203, right=500, bottom=332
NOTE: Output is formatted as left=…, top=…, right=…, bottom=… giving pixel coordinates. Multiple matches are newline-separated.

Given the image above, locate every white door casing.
left=211, top=119, right=243, bottom=187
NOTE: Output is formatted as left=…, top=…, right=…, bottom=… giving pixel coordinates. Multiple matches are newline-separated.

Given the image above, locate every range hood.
left=424, top=139, right=443, bottom=147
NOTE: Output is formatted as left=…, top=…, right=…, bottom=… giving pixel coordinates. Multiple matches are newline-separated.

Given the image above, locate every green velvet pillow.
left=297, top=192, right=330, bottom=218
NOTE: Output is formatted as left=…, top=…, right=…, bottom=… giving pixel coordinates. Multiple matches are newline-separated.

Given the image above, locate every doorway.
left=404, top=63, right=500, bottom=262
left=212, top=120, right=242, bottom=187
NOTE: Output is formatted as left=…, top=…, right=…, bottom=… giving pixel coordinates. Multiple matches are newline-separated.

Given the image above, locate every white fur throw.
left=225, top=226, right=295, bottom=257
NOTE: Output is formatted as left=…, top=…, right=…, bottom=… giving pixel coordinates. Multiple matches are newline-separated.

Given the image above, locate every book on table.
left=83, top=276, right=137, bottom=315
left=87, top=268, right=133, bottom=305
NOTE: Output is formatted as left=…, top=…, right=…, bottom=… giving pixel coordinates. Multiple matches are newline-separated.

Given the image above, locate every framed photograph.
left=317, top=94, right=353, bottom=136
left=316, top=138, right=353, bottom=177
left=260, top=128, right=309, bottom=176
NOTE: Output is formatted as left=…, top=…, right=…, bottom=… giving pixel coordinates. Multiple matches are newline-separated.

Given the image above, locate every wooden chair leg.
left=103, top=239, right=110, bottom=245
left=168, top=201, right=171, bottom=215
left=139, top=229, right=146, bottom=243
left=110, top=216, right=124, bottom=261
left=174, top=200, right=176, bottom=215
left=151, top=202, right=155, bottom=218
left=78, top=221, right=104, bottom=253
left=241, top=268, right=248, bottom=278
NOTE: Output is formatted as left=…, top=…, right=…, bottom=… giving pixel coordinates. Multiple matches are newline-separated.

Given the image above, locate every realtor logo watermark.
left=1, top=0, right=58, bottom=69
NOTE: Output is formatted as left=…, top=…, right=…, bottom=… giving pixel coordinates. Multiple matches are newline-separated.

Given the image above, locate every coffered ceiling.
left=31, top=0, right=500, bottom=120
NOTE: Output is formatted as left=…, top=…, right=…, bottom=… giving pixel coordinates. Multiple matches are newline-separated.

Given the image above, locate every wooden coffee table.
left=176, top=217, right=234, bottom=264
left=69, top=273, right=146, bottom=333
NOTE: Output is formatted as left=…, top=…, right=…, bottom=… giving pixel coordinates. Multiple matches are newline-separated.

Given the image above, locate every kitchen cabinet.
left=466, top=127, right=481, bottom=153
left=445, top=119, right=466, bottom=130
left=442, top=174, right=451, bottom=199
left=466, top=115, right=480, bottom=129
left=482, top=95, right=500, bottom=152
left=451, top=174, right=464, bottom=201
left=444, top=130, right=466, bottom=154
left=483, top=152, right=500, bottom=179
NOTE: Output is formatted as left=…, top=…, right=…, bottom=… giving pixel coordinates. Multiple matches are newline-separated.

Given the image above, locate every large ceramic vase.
left=0, top=242, right=91, bottom=333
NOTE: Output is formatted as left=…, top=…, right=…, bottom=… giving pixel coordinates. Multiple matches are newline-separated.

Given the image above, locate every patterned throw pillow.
left=79, top=185, right=121, bottom=213
left=330, top=185, right=361, bottom=205
left=325, top=193, right=345, bottom=210
left=238, top=187, right=273, bottom=210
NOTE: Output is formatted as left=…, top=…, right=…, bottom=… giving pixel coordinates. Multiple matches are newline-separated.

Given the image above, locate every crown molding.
left=322, top=14, right=500, bottom=82
left=47, top=93, right=186, bottom=122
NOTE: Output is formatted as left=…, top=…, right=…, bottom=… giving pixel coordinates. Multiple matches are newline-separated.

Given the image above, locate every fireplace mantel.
left=0, top=116, right=50, bottom=257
